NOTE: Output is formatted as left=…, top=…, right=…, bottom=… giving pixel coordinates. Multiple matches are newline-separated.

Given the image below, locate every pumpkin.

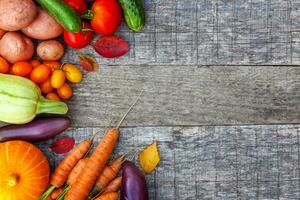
left=0, top=140, right=50, bottom=200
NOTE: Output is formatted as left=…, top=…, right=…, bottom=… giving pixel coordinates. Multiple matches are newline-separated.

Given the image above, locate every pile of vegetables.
left=0, top=0, right=161, bottom=199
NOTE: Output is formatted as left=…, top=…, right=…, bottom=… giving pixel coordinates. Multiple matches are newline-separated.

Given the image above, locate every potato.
left=37, top=40, right=65, bottom=61
left=22, top=7, right=63, bottom=40
left=0, top=29, right=6, bottom=39
left=0, top=0, right=37, bottom=31
left=0, top=32, right=34, bottom=63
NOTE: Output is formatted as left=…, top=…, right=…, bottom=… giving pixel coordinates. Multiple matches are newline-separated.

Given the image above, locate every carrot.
left=39, top=139, right=93, bottom=200
left=56, top=158, right=89, bottom=200
left=65, top=92, right=142, bottom=200
left=51, top=188, right=63, bottom=199
left=102, top=176, right=122, bottom=194
left=94, top=192, right=119, bottom=200
left=67, top=158, right=89, bottom=186
left=90, top=155, right=124, bottom=197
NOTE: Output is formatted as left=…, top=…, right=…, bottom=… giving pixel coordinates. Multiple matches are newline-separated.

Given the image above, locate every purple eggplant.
left=121, top=160, right=148, bottom=200
left=0, top=116, right=70, bottom=142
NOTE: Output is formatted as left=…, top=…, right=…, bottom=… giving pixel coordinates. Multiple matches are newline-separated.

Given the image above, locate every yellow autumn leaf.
left=139, top=139, right=160, bottom=173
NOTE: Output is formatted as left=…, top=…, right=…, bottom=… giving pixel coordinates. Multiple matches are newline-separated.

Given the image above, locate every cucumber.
left=118, top=0, right=145, bottom=32
left=35, top=0, right=82, bottom=33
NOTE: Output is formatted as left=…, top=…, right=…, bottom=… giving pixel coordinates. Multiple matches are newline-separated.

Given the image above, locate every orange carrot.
left=67, top=158, right=89, bottom=186
left=51, top=188, right=63, bottom=199
left=65, top=128, right=120, bottom=200
left=39, top=139, right=93, bottom=200
left=102, top=176, right=122, bottom=194
left=55, top=158, right=89, bottom=200
left=90, top=155, right=124, bottom=197
left=94, top=192, right=119, bottom=200
left=65, top=92, right=142, bottom=200
left=51, top=139, right=92, bottom=188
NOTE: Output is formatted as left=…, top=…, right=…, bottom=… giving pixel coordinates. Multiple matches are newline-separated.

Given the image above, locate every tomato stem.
left=81, top=10, right=94, bottom=19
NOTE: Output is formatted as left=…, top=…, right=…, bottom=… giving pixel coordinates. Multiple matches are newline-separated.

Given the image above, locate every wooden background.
left=38, top=0, right=300, bottom=199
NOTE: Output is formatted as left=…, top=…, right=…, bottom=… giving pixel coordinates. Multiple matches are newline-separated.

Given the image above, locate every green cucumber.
left=118, top=0, right=145, bottom=32
left=35, top=0, right=82, bottom=33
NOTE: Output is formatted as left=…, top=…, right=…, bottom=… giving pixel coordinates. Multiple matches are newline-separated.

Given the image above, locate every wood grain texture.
left=64, top=0, right=300, bottom=65
left=64, top=65, right=300, bottom=127
left=38, top=125, right=300, bottom=200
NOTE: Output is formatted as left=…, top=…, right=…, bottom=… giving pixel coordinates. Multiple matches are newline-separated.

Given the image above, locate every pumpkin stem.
left=7, top=174, right=19, bottom=187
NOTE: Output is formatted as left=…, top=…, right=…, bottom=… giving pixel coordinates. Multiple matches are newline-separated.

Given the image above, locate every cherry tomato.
left=51, top=70, right=66, bottom=89
left=0, top=56, right=9, bottom=73
left=29, top=59, right=41, bottom=68
left=11, top=61, right=33, bottom=76
left=63, top=64, right=82, bottom=83
left=30, top=64, right=51, bottom=83
left=64, top=0, right=87, bottom=15
left=90, top=0, right=122, bottom=35
left=43, top=61, right=62, bottom=72
left=39, top=78, right=53, bottom=94
left=57, top=83, right=73, bottom=100
left=64, top=22, right=94, bottom=49
left=46, top=92, right=61, bottom=101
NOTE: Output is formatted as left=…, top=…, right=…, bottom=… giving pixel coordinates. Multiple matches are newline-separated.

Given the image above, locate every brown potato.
left=0, top=29, right=6, bottom=39
left=0, top=0, right=37, bottom=31
left=22, top=7, right=63, bottom=40
left=0, top=32, right=34, bottom=63
left=37, top=40, right=65, bottom=61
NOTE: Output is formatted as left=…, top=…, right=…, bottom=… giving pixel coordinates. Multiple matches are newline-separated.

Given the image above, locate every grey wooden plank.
left=62, top=65, right=300, bottom=127
left=37, top=125, right=300, bottom=200
left=63, top=0, right=300, bottom=65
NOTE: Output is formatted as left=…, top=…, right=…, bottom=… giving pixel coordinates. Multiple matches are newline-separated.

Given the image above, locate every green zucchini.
left=118, top=0, right=145, bottom=32
left=35, top=0, right=82, bottom=33
left=0, top=74, right=68, bottom=124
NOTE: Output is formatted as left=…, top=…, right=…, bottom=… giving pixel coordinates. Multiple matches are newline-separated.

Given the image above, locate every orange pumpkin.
left=0, top=141, right=50, bottom=200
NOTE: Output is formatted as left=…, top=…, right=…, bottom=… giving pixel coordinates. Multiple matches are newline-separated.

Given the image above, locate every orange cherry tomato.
left=46, top=93, right=61, bottom=101
left=0, top=56, right=9, bottom=73
left=57, top=83, right=73, bottom=100
left=43, top=61, right=62, bottom=72
left=29, top=59, right=41, bottom=68
left=11, top=61, right=33, bottom=76
left=51, top=70, right=66, bottom=89
left=39, top=78, right=53, bottom=94
left=30, top=64, right=50, bottom=83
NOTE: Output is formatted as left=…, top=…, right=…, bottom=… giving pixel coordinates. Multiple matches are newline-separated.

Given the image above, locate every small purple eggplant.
left=0, top=116, right=70, bottom=142
left=121, top=160, right=148, bottom=200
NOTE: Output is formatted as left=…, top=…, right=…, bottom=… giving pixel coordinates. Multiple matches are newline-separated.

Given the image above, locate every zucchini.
left=35, top=0, right=82, bottom=33
left=0, top=74, right=68, bottom=124
left=118, top=0, right=145, bottom=32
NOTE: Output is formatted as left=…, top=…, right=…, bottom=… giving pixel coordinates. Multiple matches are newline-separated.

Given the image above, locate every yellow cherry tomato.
left=63, top=64, right=82, bottom=83
left=51, top=70, right=66, bottom=89
left=46, top=93, right=61, bottom=101
left=57, top=83, right=73, bottom=100
left=39, top=78, right=53, bottom=94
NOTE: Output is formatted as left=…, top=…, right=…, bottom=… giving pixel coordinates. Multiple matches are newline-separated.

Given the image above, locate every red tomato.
left=64, top=0, right=87, bottom=15
left=64, top=22, right=94, bottom=49
left=90, top=0, right=122, bottom=35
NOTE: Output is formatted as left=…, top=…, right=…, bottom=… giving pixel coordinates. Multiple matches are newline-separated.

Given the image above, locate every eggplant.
left=0, top=116, right=70, bottom=142
left=121, top=160, right=148, bottom=200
